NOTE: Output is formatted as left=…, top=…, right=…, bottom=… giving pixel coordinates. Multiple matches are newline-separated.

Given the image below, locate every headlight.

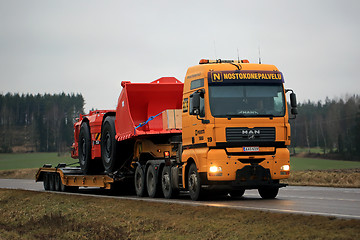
left=281, top=165, right=290, bottom=171
left=209, top=166, right=222, bottom=176
left=210, top=166, right=222, bottom=173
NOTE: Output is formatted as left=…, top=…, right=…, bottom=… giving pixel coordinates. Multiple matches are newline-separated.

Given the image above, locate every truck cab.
left=181, top=59, right=297, bottom=200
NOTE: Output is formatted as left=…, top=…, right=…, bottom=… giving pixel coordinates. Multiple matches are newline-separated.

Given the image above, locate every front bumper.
left=200, top=164, right=287, bottom=190
left=204, top=147, right=290, bottom=181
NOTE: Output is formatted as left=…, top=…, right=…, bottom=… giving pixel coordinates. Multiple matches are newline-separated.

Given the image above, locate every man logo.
left=242, top=130, right=260, bottom=139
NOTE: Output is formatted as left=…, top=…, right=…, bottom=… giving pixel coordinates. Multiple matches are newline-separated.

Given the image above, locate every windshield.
left=209, top=84, right=285, bottom=117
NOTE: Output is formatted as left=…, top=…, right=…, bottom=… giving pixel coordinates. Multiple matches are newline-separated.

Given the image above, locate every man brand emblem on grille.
left=242, top=130, right=260, bottom=139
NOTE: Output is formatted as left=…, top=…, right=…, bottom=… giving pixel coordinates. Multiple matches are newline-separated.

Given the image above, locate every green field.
left=292, top=147, right=327, bottom=154
left=290, top=157, right=360, bottom=171
left=0, top=153, right=78, bottom=170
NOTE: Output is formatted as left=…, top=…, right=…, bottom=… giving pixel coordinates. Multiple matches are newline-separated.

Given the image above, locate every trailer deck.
left=36, top=164, right=115, bottom=191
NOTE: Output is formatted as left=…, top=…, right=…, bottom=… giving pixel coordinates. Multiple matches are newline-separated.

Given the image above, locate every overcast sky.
left=1, top=0, right=359, bottom=111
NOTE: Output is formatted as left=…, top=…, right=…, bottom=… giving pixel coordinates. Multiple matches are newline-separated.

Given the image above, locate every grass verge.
left=0, top=168, right=38, bottom=179
left=282, top=169, right=360, bottom=188
left=0, top=152, right=76, bottom=170
left=1, top=189, right=360, bottom=240
left=290, top=157, right=360, bottom=171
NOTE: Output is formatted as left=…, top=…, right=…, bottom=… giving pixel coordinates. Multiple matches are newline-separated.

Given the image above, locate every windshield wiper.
left=225, top=114, right=276, bottom=119
left=255, top=114, right=276, bottom=117
left=226, top=114, right=248, bottom=119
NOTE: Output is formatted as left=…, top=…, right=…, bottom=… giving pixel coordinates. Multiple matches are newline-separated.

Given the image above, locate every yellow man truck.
left=36, top=58, right=297, bottom=200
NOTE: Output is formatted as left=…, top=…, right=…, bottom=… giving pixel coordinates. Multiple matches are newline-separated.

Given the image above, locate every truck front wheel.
left=101, top=116, right=119, bottom=173
left=258, top=186, right=279, bottom=199
left=230, top=188, right=245, bottom=198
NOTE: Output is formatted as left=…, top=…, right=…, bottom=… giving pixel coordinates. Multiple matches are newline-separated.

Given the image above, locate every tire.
left=230, top=188, right=245, bottom=198
left=54, top=174, right=61, bottom=191
left=161, top=166, right=178, bottom=199
left=258, top=187, right=279, bottom=199
left=43, top=173, right=50, bottom=191
left=79, top=122, right=92, bottom=174
left=146, top=165, right=160, bottom=198
left=134, top=165, right=146, bottom=197
left=59, top=177, right=67, bottom=192
left=188, top=163, right=202, bottom=201
left=48, top=174, right=55, bottom=191
left=101, top=116, right=119, bottom=173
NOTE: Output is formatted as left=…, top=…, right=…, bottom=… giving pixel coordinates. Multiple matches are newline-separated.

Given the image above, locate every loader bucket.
left=115, top=77, right=183, bottom=141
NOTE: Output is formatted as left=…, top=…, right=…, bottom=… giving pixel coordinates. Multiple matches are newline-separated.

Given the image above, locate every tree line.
left=0, top=93, right=84, bottom=153
left=291, top=94, right=360, bottom=160
left=1, top=92, right=359, bottom=160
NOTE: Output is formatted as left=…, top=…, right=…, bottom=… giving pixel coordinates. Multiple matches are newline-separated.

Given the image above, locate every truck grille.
left=226, top=127, right=275, bottom=143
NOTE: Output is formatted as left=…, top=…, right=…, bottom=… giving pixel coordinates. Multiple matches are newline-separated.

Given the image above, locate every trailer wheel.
left=161, top=166, right=178, bottom=199
left=101, top=116, right=119, bottom=173
left=48, top=174, right=55, bottom=191
left=79, top=122, right=93, bottom=174
left=188, top=163, right=202, bottom=201
left=43, top=173, right=50, bottom=191
left=54, top=174, right=61, bottom=191
left=59, top=177, right=67, bottom=192
left=146, top=165, right=160, bottom=198
left=258, top=187, right=279, bottom=199
left=134, top=165, right=146, bottom=197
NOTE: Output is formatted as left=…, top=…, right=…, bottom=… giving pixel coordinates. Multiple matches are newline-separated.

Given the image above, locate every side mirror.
left=290, top=92, right=297, bottom=108
left=291, top=108, right=298, bottom=115
left=190, top=92, right=200, bottom=115
left=286, top=89, right=298, bottom=118
left=290, top=92, right=298, bottom=115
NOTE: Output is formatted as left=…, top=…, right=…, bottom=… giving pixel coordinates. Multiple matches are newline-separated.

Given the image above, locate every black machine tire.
left=188, top=163, right=203, bottom=201
left=230, top=188, right=245, bottom=198
left=101, top=116, right=119, bottom=173
left=54, top=174, right=61, bottom=191
left=161, top=166, right=178, bottom=199
left=43, top=173, right=50, bottom=191
left=48, top=174, right=55, bottom=191
left=146, top=165, right=160, bottom=198
left=258, top=186, right=279, bottom=199
left=78, top=122, right=93, bottom=174
left=134, top=165, right=146, bottom=197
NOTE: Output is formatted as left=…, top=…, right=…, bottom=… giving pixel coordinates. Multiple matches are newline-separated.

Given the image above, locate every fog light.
left=281, top=165, right=290, bottom=171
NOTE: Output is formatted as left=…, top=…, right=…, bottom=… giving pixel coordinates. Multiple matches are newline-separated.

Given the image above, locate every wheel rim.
left=104, top=132, right=111, bottom=163
left=162, top=171, right=170, bottom=191
left=80, top=138, right=86, bottom=165
left=135, top=171, right=142, bottom=190
left=189, top=171, right=198, bottom=192
left=148, top=171, right=155, bottom=194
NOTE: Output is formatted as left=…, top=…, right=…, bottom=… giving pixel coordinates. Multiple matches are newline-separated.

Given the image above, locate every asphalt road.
left=1, top=178, right=359, bottom=220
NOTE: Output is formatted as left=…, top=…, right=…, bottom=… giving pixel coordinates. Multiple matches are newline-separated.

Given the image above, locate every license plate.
left=243, top=146, right=260, bottom=152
